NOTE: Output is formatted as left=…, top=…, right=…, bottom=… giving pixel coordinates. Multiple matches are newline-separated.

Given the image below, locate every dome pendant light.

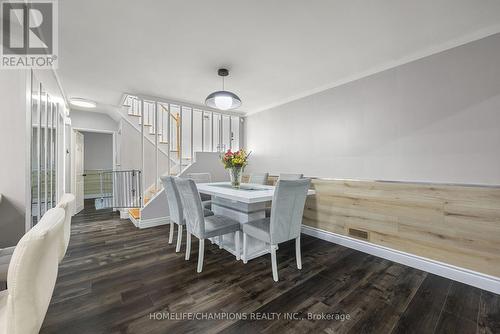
left=205, top=68, right=242, bottom=111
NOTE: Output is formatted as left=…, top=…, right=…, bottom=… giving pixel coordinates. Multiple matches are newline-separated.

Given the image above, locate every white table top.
left=197, top=182, right=315, bottom=204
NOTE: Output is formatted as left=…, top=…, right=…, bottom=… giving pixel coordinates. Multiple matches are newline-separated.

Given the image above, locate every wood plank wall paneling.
left=243, top=174, right=500, bottom=278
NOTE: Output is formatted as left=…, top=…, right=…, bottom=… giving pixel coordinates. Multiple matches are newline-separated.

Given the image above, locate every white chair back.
left=2, top=208, right=65, bottom=334
left=56, top=193, right=76, bottom=262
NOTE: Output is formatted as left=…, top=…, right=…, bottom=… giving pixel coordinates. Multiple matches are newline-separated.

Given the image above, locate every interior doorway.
left=71, top=130, right=114, bottom=214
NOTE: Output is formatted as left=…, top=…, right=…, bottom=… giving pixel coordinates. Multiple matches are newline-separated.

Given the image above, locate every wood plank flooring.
left=41, top=200, right=500, bottom=334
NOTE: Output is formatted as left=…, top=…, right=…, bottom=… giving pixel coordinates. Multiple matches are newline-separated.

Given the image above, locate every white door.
left=74, top=131, right=85, bottom=213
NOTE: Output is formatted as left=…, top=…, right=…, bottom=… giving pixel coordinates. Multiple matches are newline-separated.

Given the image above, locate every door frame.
left=71, top=130, right=84, bottom=213
left=70, top=127, right=117, bottom=213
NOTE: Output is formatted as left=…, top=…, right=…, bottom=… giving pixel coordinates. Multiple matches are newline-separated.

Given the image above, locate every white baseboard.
left=301, top=225, right=500, bottom=294
left=130, top=215, right=170, bottom=229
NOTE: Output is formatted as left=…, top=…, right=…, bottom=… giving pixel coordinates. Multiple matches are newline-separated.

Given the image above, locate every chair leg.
left=235, top=231, right=241, bottom=260
left=168, top=222, right=174, bottom=244
left=175, top=225, right=183, bottom=253
left=271, top=244, right=279, bottom=282
left=185, top=232, right=191, bottom=260
left=197, top=238, right=205, bottom=273
left=295, top=237, right=302, bottom=270
left=242, top=232, right=248, bottom=264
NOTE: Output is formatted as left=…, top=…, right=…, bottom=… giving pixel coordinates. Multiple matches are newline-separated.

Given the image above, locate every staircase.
left=121, top=95, right=191, bottom=175
left=117, top=93, right=242, bottom=228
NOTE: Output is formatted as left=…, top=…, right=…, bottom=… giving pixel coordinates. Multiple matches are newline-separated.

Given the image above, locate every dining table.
left=197, top=182, right=316, bottom=262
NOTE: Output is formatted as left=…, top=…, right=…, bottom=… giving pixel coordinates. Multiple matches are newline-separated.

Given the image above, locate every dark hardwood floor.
left=41, top=200, right=500, bottom=334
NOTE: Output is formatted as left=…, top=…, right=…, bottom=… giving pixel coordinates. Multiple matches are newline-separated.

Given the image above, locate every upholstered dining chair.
left=160, top=176, right=214, bottom=254
left=243, top=179, right=311, bottom=282
left=175, top=178, right=241, bottom=273
left=279, top=173, right=303, bottom=180
left=186, top=172, right=212, bottom=205
left=56, top=193, right=76, bottom=262
left=248, top=172, right=269, bottom=185
left=0, top=207, right=65, bottom=334
left=265, top=173, right=304, bottom=218
left=1, top=194, right=74, bottom=284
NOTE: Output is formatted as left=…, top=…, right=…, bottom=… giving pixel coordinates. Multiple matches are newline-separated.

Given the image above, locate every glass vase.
left=229, top=167, right=243, bottom=189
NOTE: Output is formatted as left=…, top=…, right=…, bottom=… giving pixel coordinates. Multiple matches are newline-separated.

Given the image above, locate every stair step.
left=128, top=208, right=140, bottom=219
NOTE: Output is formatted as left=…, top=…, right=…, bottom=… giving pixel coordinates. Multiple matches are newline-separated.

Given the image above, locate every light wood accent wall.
left=303, top=179, right=500, bottom=278
left=243, top=174, right=500, bottom=278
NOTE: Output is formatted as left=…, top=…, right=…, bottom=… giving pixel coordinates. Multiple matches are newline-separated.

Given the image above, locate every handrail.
left=159, top=104, right=181, bottom=158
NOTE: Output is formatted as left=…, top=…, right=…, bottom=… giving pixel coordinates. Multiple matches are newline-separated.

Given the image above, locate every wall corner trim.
left=301, top=225, right=500, bottom=294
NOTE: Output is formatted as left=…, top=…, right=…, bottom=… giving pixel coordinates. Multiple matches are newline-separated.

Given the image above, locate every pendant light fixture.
left=205, top=68, right=242, bottom=111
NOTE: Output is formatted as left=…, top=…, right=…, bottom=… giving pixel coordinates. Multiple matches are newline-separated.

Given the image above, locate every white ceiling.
left=58, top=0, right=500, bottom=115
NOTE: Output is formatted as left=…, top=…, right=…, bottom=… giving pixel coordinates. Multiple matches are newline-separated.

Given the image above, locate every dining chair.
left=248, top=172, right=269, bottom=185
left=279, top=173, right=303, bottom=180
left=56, top=193, right=76, bottom=262
left=161, top=176, right=214, bottom=253
left=186, top=173, right=212, bottom=204
left=265, top=173, right=303, bottom=217
left=175, top=178, right=241, bottom=273
left=1, top=194, right=74, bottom=283
left=0, top=207, right=65, bottom=334
left=243, top=179, right=311, bottom=282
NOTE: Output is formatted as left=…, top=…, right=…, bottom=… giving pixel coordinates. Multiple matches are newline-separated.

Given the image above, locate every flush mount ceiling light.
left=205, top=68, right=241, bottom=111
left=69, top=97, right=97, bottom=109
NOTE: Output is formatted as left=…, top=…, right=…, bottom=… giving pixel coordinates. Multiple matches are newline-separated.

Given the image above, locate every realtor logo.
left=1, top=0, right=58, bottom=68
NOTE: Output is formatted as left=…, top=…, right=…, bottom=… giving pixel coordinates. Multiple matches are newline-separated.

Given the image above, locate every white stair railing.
left=120, top=93, right=243, bottom=211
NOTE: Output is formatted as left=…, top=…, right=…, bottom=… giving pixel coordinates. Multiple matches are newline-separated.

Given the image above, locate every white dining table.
left=197, top=182, right=315, bottom=262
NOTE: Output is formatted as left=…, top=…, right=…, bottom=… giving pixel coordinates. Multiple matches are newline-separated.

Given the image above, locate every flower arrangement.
left=220, top=149, right=251, bottom=188
left=221, top=149, right=250, bottom=169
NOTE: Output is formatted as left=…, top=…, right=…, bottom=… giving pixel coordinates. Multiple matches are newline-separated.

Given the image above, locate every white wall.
left=70, top=110, right=118, bottom=132
left=245, top=33, right=500, bottom=185
left=0, top=70, right=27, bottom=247
left=180, top=152, right=230, bottom=182
left=119, top=120, right=172, bottom=188
left=81, top=131, right=113, bottom=170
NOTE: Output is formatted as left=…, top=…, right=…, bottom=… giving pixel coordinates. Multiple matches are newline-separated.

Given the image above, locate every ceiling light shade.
left=69, top=98, right=97, bottom=109
left=205, top=68, right=241, bottom=111
left=205, top=90, right=241, bottom=110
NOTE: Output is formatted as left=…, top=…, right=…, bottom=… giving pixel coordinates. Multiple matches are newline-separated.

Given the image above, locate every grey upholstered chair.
left=243, top=179, right=311, bottom=282
left=279, top=173, right=303, bottom=180
left=161, top=176, right=213, bottom=254
left=265, top=173, right=303, bottom=218
left=175, top=178, right=241, bottom=273
left=186, top=172, right=212, bottom=204
left=248, top=172, right=269, bottom=185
